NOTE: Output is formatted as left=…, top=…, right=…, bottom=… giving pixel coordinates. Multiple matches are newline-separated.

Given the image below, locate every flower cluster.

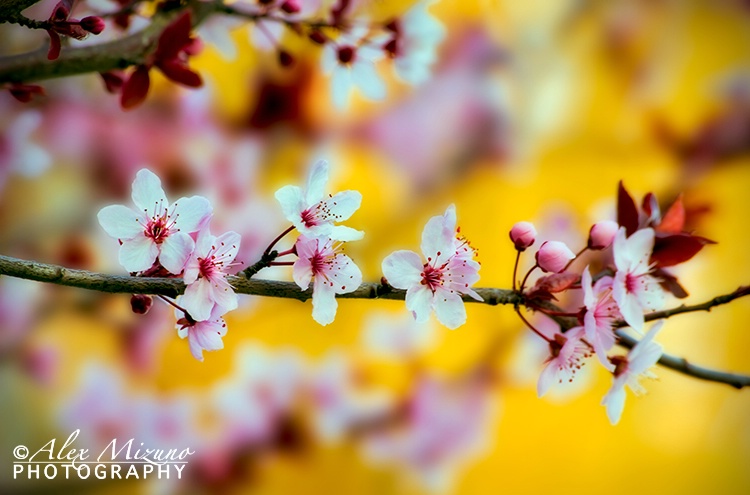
left=514, top=181, right=712, bottom=424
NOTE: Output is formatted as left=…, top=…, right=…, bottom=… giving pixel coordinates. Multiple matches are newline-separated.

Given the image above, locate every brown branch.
left=1, top=253, right=749, bottom=389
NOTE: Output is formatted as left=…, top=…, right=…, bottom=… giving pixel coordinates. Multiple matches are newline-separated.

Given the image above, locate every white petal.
left=420, top=212, right=454, bottom=265
left=537, top=361, right=558, bottom=397
left=602, top=382, right=627, bottom=425
left=159, top=232, right=195, bottom=274
left=97, top=204, right=146, bottom=240
left=275, top=185, right=306, bottom=224
left=582, top=266, right=596, bottom=309
left=181, top=279, right=215, bottom=322
left=381, top=250, right=423, bottom=289
left=324, top=190, right=362, bottom=222
left=210, top=278, right=238, bottom=314
left=332, top=254, right=362, bottom=294
left=131, top=169, right=168, bottom=214
left=331, top=67, right=352, bottom=110
left=305, top=159, right=329, bottom=206
left=214, top=231, right=242, bottom=262
left=405, top=285, right=433, bottom=323
left=629, top=322, right=664, bottom=372
left=293, top=257, right=313, bottom=290
left=119, top=234, right=158, bottom=273
left=328, top=225, right=364, bottom=241
left=351, top=62, right=386, bottom=101
left=433, top=291, right=467, bottom=329
left=312, top=277, right=338, bottom=326
left=170, top=196, right=213, bottom=234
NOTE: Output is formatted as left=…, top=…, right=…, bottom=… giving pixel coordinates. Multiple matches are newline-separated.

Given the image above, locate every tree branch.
left=1, top=253, right=749, bottom=389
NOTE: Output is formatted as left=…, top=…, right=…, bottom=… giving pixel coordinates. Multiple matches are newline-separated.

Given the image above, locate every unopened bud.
left=281, top=0, right=301, bottom=14
left=81, top=16, right=106, bottom=35
left=309, top=30, right=326, bottom=45
left=509, top=221, right=537, bottom=251
left=588, top=220, right=619, bottom=250
left=130, top=294, right=153, bottom=314
left=535, top=241, right=575, bottom=273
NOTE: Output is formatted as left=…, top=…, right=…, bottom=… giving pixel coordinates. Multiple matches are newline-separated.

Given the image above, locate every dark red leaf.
left=651, top=233, right=715, bottom=267
left=617, top=181, right=639, bottom=236
left=8, top=84, right=45, bottom=103
left=120, top=65, right=151, bottom=109
left=656, top=194, right=685, bottom=234
left=653, top=268, right=689, bottom=299
left=641, top=192, right=659, bottom=225
left=155, top=11, right=193, bottom=61
left=156, top=60, right=202, bottom=87
left=47, top=30, right=61, bottom=60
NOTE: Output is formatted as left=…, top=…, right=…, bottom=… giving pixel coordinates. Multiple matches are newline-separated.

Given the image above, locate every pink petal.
left=209, top=277, right=238, bottom=314
left=159, top=232, right=195, bottom=274
left=97, top=204, right=146, bottom=240
left=293, top=256, right=313, bottom=290
left=537, top=360, right=558, bottom=397
left=119, top=234, right=158, bottom=272
left=213, top=231, right=241, bottom=261
left=170, top=196, right=212, bottom=234
left=181, top=279, right=215, bottom=322
left=382, top=250, right=423, bottom=289
left=131, top=169, right=167, bottom=213
left=420, top=209, right=455, bottom=266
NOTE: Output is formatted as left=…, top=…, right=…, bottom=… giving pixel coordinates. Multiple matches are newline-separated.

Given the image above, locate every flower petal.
left=171, top=195, right=213, bottom=234
left=324, top=190, right=362, bottom=222
left=293, top=256, right=313, bottom=290
left=433, top=291, right=466, bottom=329
left=305, top=159, right=329, bottom=206
left=159, top=232, right=195, bottom=274
left=210, top=277, right=238, bottom=314
left=537, top=360, right=558, bottom=397
left=131, top=169, right=168, bottom=214
left=312, top=277, right=338, bottom=326
left=420, top=209, right=454, bottom=265
left=351, top=62, right=386, bottom=101
left=181, top=279, right=215, bottom=321
left=275, top=185, right=306, bottom=224
left=382, top=250, right=423, bottom=289
left=119, top=234, right=158, bottom=273
left=331, top=67, right=352, bottom=110
left=332, top=254, right=362, bottom=294
left=602, top=381, right=627, bottom=425
left=328, top=225, right=365, bottom=241
left=97, top=204, right=146, bottom=240
left=405, top=285, right=433, bottom=323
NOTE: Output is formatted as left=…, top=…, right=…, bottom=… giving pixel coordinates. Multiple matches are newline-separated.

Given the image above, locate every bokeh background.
left=1, top=0, right=750, bottom=494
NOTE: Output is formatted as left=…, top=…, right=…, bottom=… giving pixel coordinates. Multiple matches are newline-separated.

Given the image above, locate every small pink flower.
left=537, top=326, right=592, bottom=397
left=98, top=168, right=212, bottom=274
left=181, top=228, right=242, bottom=321
left=381, top=205, right=482, bottom=329
left=601, top=321, right=664, bottom=425
left=535, top=240, right=575, bottom=273
left=386, top=1, right=445, bottom=85
left=582, top=266, right=621, bottom=371
left=509, top=221, right=537, bottom=251
left=175, top=306, right=228, bottom=362
left=588, top=220, right=619, bottom=250
left=275, top=160, right=364, bottom=242
left=612, top=227, right=665, bottom=330
left=293, top=235, right=363, bottom=326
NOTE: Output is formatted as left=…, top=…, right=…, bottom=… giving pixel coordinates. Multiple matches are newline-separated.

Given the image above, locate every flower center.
left=311, top=251, right=329, bottom=276
left=625, top=273, right=640, bottom=294
left=198, top=256, right=217, bottom=279
left=610, top=355, right=629, bottom=377
left=421, top=264, right=443, bottom=292
left=300, top=208, right=318, bottom=228
left=337, top=46, right=356, bottom=65
left=146, top=215, right=170, bottom=244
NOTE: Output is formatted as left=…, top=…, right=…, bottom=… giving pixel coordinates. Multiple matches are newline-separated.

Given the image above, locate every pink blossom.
left=381, top=205, right=482, bottom=329
left=387, top=0, right=445, bottom=85
left=582, top=266, right=620, bottom=371
left=97, top=168, right=212, bottom=274
left=601, top=321, right=664, bottom=425
left=181, top=228, right=241, bottom=321
left=175, top=306, right=228, bottom=362
left=275, top=159, right=364, bottom=242
left=612, top=227, right=665, bottom=330
left=588, top=220, right=619, bottom=250
left=537, top=326, right=592, bottom=397
left=509, top=221, right=537, bottom=251
left=293, top=235, right=363, bottom=326
left=362, top=312, right=436, bottom=360
left=535, top=240, right=575, bottom=273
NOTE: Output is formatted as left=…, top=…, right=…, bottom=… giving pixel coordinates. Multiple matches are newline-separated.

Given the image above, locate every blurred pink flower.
left=601, top=321, right=664, bottom=425
left=612, top=227, right=665, bottom=330
left=537, top=326, right=592, bottom=397
left=275, top=159, right=364, bottom=242
left=362, top=312, right=436, bottom=360
left=97, top=168, right=212, bottom=274
left=175, top=306, right=228, bottom=362
left=182, top=228, right=241, bottom=321
left=387, top=0, right=445, bottom=85
left=293, top=235, right=363, bottom=326
left=382, top=205, right=482, bottom=329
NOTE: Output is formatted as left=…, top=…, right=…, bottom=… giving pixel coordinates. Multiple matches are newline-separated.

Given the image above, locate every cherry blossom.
left=509, top=221, right=537, bottom=251
left=582, top=266, right=620, bottom=371
left=588, top=220, right=619, bottom=250
left=535, top=240, right=575, bottom=273
left=386, top=0, right=445, bottom=85
left=612, top=227, right=665, bottom=330
left=175, top=306, right=228, bottom=362
left=382, top=205, right=482, bottom=329
left=275, top=159, right=364, bottom=241
left=181, top=228, right=242, bottom=321
left=293, top=235, right=363, bottom=326
left=601, top=321, right=664, bottom=425
left=321, top=25, right=387, bottom=109
left=97, top=168, right=212, bottom=274
left=537, top=326, right=592, bottom=397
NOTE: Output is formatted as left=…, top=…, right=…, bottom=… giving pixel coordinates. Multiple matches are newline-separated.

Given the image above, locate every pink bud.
left=81, top=16, right=106, bottom=35
left=281, top=0, right=301, bottom=14
left=130, top=294, right=153, bottom=314
left=509, top=221, right=537, bottom=251
left=535, top=241, right=575, bottom=273
left=588, top=220, right=619, bottom=250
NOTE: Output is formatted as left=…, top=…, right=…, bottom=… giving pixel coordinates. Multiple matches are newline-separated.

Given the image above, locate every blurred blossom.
left=362, top=311, right=437, bottom=360
left=0, top=108, right=51, bottom=192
